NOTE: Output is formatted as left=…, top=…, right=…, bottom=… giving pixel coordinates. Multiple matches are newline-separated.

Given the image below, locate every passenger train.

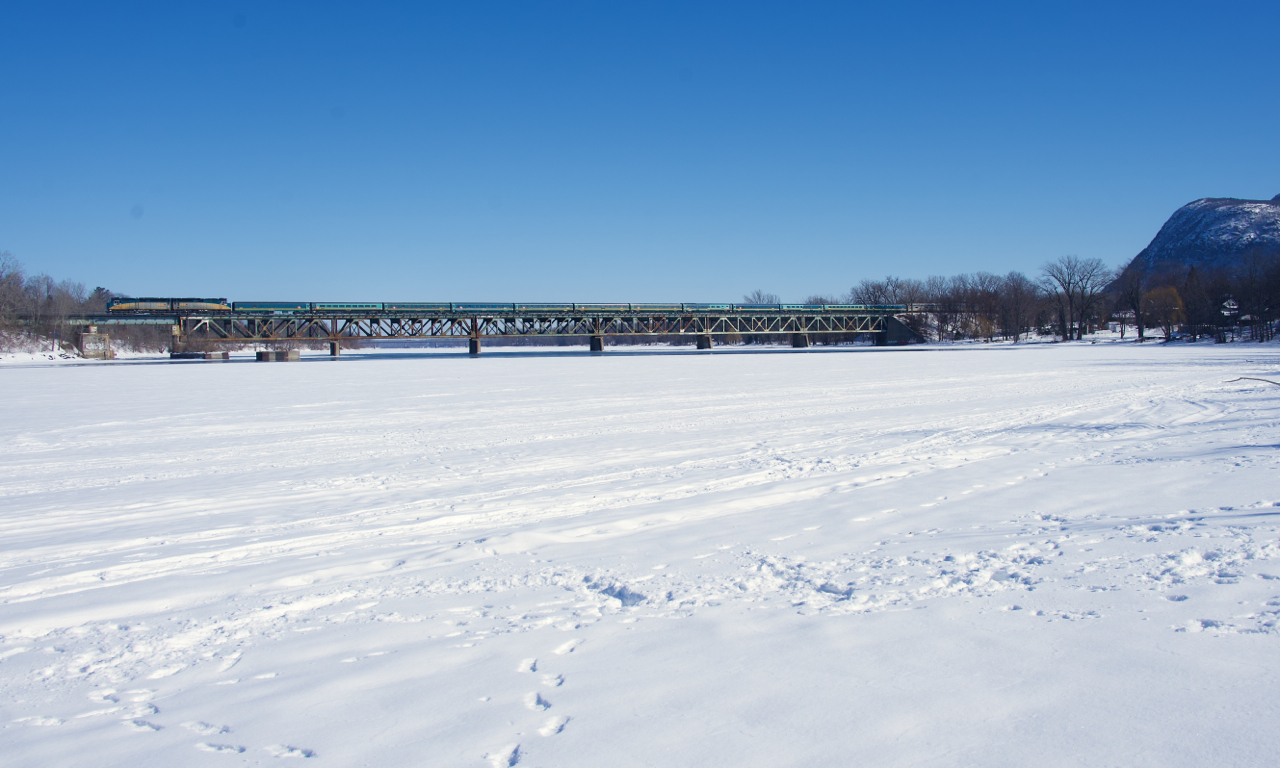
left=106, top=298, right=909, bottom=314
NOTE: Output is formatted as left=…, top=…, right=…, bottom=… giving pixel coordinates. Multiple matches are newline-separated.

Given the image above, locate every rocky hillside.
left=1128, top=194, right=1280, bottom=273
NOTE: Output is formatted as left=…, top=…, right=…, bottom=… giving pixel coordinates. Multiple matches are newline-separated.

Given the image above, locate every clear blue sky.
left=2, top=1, right=1277, bottom=302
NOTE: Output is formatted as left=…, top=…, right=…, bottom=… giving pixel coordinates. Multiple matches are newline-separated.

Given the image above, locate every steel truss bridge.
left=81, top=306, right=921, bottom=354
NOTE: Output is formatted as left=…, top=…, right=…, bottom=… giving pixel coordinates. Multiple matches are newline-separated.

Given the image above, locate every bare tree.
left=848, top=276, right=925, bottom=306
left=1041, top=256, right=1084, bottom=341
left=86, top=287, right=113, bottom=313
left=0, top=251, right=25, bottom=327
left=1143, top=286, right=1184, bottom=341
left=1074, top=257, right=1111, bottom=339
left=47, top=280, right=88, bottom=338
left=1114, top=263, right=1146, bottom=340
left=965, top=272, right=1001, bottom=341
left=848, top=279, right=884, bottom=305
left=999, top=271, right=1039, bottom=341
left=24, top=273, right=55, bottom=328
left=743, top=289, right=780, bottom=305
left=920, top=275, right=951, bottom=340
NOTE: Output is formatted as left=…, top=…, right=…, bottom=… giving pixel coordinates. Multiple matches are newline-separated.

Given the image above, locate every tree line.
left=0, top=252, right=172, bottom=350
left=0, top=251, right=107, bottom=329
left=750, top=247, right=1279, bottom=344
left=1114, top=245, right=1280, bottom=343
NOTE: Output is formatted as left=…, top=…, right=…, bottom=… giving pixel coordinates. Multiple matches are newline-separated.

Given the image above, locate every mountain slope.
left=1129, top=194, right=1280, bottom=273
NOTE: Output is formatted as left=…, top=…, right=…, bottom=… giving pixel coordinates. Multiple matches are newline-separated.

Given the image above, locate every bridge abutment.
left=882, top=316, right=924, bottom=345
left=696, top=334, right=713, bottom=350
left=469, top=337, right=481, bottom=356
left=329, top=341, right=341, bottom=357
left=589, top=335, right=604, bottom=353
left=791, top=333, right=810, bottom=348
left=78, top=326, right=114, bottom=360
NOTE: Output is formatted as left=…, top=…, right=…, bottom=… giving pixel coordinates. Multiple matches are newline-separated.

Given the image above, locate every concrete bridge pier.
left=78, top=326, right=114, bottom=360
left=791, top=333, right=810, bottom=348
left=696, top=334, right=713, bottom=350
left=589, top=335, right=605, bottom=353
left=329, top=341, right=341, bottom=357
left=468, top=318, right=482, bottom=356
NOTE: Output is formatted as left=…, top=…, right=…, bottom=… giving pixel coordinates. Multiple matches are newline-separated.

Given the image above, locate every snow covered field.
left=2, top=343, right=1279, bottom=767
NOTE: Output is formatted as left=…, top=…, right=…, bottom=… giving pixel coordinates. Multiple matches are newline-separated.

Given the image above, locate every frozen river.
left=2, top=343, right=1279, bottom=766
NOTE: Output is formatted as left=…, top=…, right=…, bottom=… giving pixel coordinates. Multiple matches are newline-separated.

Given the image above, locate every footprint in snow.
left=123, top=703, right=158, bottom=718
left=14, top=716, right=63, bottom=726
left=553, top=639, right=582, bottom=655
left=517, top=658, right=537, bottom=673
left=523, top=692, right=551, bottom=711
left=264, top=744, right=317, bottom=758
left=195, top=742, right=245, bottom=754
left=538, top=715, right=570, bottom=737
left=123, top=719, right=162, bottom=732
left=541, top=674, right=563, bottom=688
left=183, top=721, right=230, bottom=735
left=486, top=744, right=520, bottom=767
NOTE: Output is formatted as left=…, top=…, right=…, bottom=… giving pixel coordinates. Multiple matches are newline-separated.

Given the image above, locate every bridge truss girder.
left=175, top=311, right=888, bottom=342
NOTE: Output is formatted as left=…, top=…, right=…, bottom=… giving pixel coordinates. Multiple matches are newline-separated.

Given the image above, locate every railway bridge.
left=82, top=301, right=924, bottom=356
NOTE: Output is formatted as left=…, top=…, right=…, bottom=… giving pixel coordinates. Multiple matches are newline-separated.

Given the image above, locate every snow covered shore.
left=2, top=344, right=1278, bottom=767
